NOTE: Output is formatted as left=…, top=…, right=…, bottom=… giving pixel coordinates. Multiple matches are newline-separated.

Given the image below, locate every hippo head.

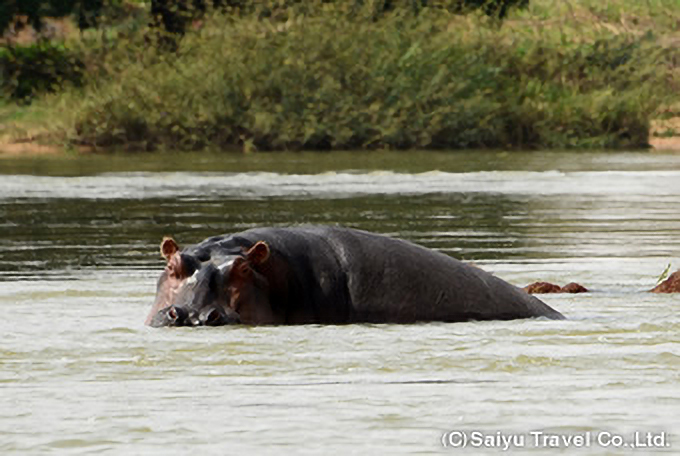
left=146, top=237, right=271, bottom=327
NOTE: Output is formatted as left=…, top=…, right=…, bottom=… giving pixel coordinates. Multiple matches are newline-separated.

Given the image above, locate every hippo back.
left=236, top=226, right=563, bottom=323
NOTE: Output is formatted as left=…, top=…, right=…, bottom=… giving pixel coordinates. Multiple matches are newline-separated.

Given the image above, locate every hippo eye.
left=168, top=263, right=181, bottom=278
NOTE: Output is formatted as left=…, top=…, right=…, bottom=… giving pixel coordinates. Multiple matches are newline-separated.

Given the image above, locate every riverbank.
left=3, top=130, right=680, bottom=157
left=650, top=114, right=680, bottom=151
left=2, top=0, right=679, bottom=153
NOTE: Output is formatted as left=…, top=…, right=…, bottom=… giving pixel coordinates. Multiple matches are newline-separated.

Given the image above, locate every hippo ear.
left=246, top=241, right=270, bottom=266
left=160, top=237, right=180, bottom=261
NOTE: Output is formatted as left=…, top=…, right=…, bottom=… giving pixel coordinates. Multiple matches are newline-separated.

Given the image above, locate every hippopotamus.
left=146, top=226, right=565, bottom=327
left=650, top=270, right=680, bottom=293
left=524, top=271, right=680, bottom=294
left=523, top=282, right=589, bottom=294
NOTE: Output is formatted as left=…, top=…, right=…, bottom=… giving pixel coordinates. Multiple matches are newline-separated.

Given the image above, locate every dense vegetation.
left=1, top=0, right=678, bottom=151
left=1, top=43, right=85, bottom=101
left=0, top=0, right=103, bottom=34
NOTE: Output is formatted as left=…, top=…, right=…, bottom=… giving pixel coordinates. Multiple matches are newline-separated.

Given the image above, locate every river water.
left=1, top=151, right=679, bottom=454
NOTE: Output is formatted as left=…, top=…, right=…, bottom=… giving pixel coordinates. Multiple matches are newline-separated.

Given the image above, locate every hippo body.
left=523, top=281, right=588, bottom=294
left=147, top=226, right=564, bottom=327
left=650, top=270, right=680, bottom=293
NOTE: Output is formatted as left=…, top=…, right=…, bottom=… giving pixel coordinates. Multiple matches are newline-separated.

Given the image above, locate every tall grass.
left=22, top=1, right=680, bottom=150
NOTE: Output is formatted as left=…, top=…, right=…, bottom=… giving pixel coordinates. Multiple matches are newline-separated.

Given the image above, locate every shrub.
left=67, top=9, right=671, bottom=150
left=0, top=43, right=85, bottom=101
left=148, top=0, right=529, bottom=36
left=0, top=0, right=104, bottom=36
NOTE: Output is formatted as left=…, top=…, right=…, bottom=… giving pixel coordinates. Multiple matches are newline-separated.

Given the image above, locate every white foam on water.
left=2, top=170, right=680, bottom=200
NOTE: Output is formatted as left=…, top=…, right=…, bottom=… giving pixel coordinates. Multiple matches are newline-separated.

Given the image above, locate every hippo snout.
left=148, top=305, right=240, bottom=327
left=148, top=305, right=189, bottom=327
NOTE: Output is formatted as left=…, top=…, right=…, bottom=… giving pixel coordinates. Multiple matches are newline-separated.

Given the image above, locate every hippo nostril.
left=166, top=306, right=190, bottom=326
left=199, top=308, right=222, bottom=326
left=206, top=310, right=220, bottom=325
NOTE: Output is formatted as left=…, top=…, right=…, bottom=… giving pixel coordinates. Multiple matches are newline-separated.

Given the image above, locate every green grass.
left=6, top=0, right=680, bottom=151
left=0, top=99, right=51, bottom=143
left=657, top=263, right=673, bottom=285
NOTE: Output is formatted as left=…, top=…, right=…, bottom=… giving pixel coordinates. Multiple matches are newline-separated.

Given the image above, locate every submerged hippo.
left=650, top=270, right=680, bottom=293
left=146, top=226, right=564, bottom=327
left=524, top=270, right=680, bottom=294
left=523, top=281, right=589, bottom=294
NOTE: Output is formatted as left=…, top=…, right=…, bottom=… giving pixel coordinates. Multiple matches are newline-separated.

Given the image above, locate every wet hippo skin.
left=147, top=226, right=565, bottom=327
left=523, top=281, right=589, bottom=294
left=649, top=270, right=680, bottom=293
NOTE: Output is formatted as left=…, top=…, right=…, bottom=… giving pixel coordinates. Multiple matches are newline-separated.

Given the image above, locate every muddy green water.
left=1, top=151, right=679, bottom=454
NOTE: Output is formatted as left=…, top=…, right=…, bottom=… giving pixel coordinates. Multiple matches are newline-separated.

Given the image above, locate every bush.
left=67, top=7, right=672, bottom=150
left=0, top=43, right=85, bottom=101
left=149, top=0, right=529, bottom=36
left=0, top=0, right=104, bottom=36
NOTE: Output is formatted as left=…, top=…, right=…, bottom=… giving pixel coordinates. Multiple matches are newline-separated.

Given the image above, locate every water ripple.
left=2, top=170, right=680, bottom=200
